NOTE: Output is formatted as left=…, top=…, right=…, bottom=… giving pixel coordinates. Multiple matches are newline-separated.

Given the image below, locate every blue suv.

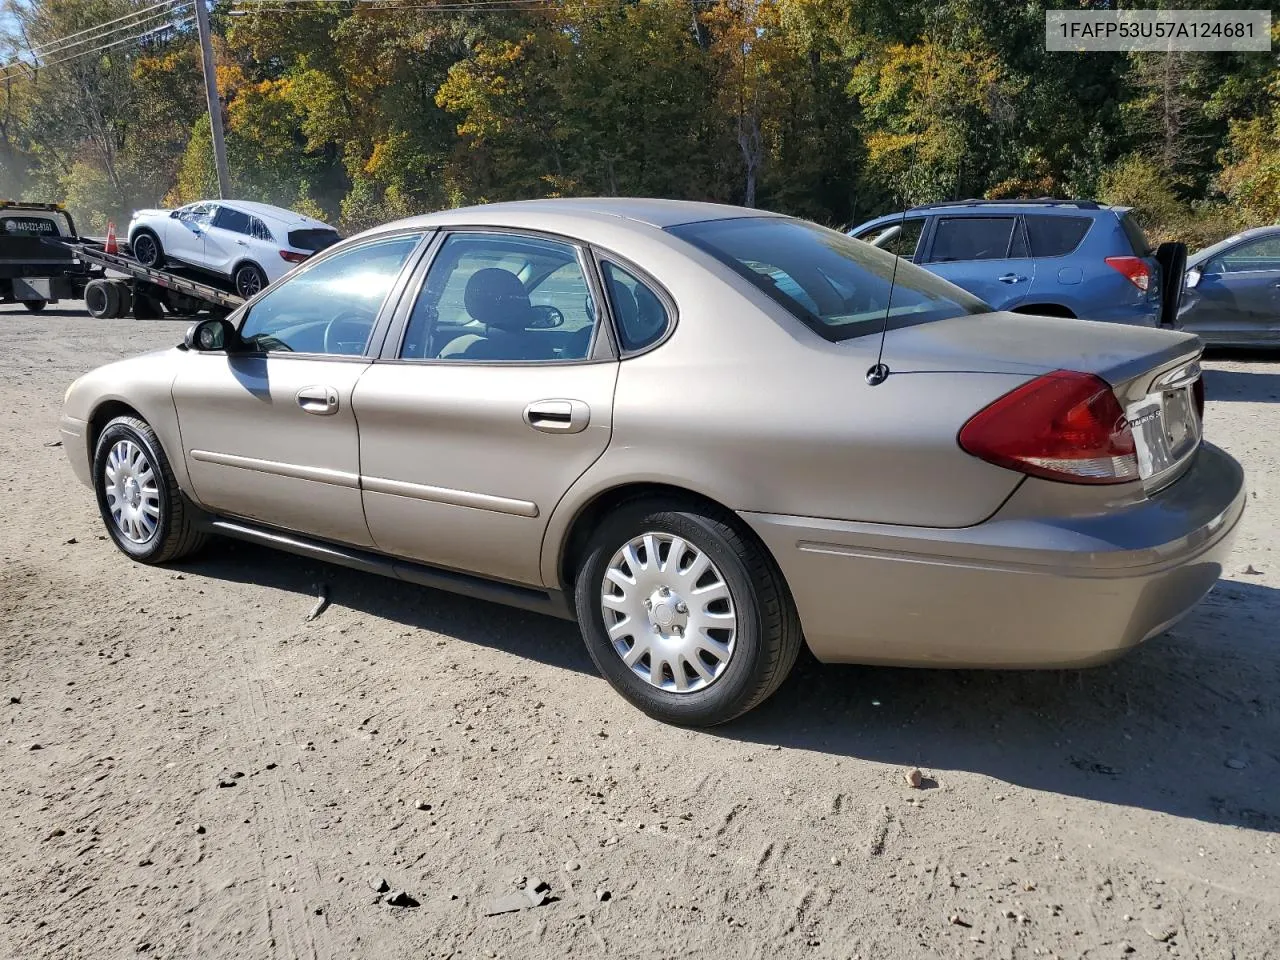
left=849, top=199, right=1166, bottom=326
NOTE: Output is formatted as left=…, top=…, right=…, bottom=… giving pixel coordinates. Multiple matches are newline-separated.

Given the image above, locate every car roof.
left=851, top=202, right=1127, bottom=235
left=372, top=198, right=786, bottom=235
left=214, top=199, right=330, bottom=227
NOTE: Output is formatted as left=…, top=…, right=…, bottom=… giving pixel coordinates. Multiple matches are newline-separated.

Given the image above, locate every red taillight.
left=959, top=371, right=1139, bottom=485
left=1192, top=376, right=1205, bottom=419
left=279, top=250, right=309, bottom=263
left=1104, top=255, right=1151, bottom=292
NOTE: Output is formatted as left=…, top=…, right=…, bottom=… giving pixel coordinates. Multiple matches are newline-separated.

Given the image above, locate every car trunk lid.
left=879, top=311, right=1205, bottom=491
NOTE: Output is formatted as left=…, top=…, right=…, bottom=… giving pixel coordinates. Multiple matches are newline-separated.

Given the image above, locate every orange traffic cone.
left=104, top=221, right=118, bottom=255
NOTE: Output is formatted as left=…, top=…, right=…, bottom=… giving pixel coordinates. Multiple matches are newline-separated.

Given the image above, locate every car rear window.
left=1024, top=215, right=1092, bottom=257
left=0, top=213, right=65, bottom=237
left=928, top=217, right=1017, bottom=262
left=288, top=228, right=341, bottom=252
left=1119, top=213, right=1152, bottom=256
left=668, top=217, right=988, bottom=342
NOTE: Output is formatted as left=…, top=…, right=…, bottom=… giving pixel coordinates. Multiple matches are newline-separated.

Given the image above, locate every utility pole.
left=193, top=0, right=231, bottom=198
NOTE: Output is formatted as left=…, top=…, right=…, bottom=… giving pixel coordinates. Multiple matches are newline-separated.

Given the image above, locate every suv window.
left=250, top=217, right=274, bottom=242
left=213, top=206, right=252, bottom=234
left=853, top=218, right=925, bottom=260
left=177, top=202, right=214, bottom=225
left=1025, top=215, right=1092, bottom=257
left=401, top=232, right=598, bottom=362
left=601, top=261, right=670, bottom=351
left=1119, top=213, right=1152, bottom=256
left=239, top=233, right=421, bottom=355
left=929, top=217, right=1018, bottom=262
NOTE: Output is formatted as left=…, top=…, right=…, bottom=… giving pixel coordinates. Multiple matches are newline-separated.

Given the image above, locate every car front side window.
left=400, top=233, right=598, bottom=362
left=238, top=233, right=422, bottom=355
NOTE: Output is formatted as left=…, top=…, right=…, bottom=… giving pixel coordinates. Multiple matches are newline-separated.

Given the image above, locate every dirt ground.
left=1, top=303, right=1278, bottom=960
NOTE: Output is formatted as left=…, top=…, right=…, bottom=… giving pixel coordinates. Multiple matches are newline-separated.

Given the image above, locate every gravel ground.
left=2, top=304, right=1278, bottom=960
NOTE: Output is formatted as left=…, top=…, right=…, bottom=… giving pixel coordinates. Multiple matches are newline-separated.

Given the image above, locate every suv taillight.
left=959, top=371, right=1139, bottom=485
left=1105, top=255, right=1151, bottom=292
left=279, top=250, right=309, bottom=263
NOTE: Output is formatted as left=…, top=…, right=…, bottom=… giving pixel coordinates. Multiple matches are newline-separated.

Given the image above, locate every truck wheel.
left=132, top=230, right=163, bottom=268
left=84, top=279, right=112, bottom=318
left=23, top=300, right=47, bottom=313
left=108, top=280, right=133, bottom=319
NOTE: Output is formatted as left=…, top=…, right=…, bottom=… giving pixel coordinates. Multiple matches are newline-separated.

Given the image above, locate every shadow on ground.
left=183, top=539, right=1280, bottom=833
left=1203, top=363, right=1280, bottom=402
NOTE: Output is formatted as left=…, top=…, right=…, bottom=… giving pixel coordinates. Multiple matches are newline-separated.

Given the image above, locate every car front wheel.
left=573, top=499, right=803, bottom=727
left=92, top=416, right=207, bottom=564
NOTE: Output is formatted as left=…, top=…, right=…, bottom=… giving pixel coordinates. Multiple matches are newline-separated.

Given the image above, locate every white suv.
left=127, top=200, right=341, bottom=298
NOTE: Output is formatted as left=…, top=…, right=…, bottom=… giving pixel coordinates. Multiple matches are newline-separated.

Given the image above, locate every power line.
left=231, top=0, right=717, bottom=11
left=0, top=13, right=192, bottom=80
left=20, top=0, right=183, bottom=60
left=12, top=3, right=189, bottom=68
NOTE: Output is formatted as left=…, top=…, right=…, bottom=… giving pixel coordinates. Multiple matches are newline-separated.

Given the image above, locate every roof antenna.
left=864, top=200, right=907, bottom=387
left=867, top=23, right=935, bottom=388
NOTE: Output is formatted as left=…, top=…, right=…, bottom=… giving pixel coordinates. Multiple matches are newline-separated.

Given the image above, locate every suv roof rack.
left=909, top=198, right=1101, bottom=211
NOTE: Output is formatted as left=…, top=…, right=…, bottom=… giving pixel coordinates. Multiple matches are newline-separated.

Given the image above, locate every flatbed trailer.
left=59, top=239, right=245, bottom=319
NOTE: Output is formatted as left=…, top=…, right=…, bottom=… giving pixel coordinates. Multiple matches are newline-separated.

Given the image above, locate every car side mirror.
left=170, top=210, right=181, bottom=219
left=184, top=317, right=241, bottom=352
left=1184, top=268, right=1201, bottom=289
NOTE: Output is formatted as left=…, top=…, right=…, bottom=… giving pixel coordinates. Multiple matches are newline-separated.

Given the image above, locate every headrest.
left=464, top=268, right=533, bottom=331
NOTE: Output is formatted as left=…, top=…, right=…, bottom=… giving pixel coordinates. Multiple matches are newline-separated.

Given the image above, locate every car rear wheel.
left=132, top=230, right=163, bottom=268
left=234, top=262, right=267, bottom=299
left=573, top=499, right=803, bottom=726
left=23, top=300, right=47, bottom=313
left=92, top=416, right=208, bottom=564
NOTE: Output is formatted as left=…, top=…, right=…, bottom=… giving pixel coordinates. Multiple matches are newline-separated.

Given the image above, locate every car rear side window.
left=213, top=206, right=252, bottom=234
left=400, top=233, right=598, bottom=362
left=1024, top=215, right=1092, bottom=257
left=668, top=217, right=988, bottom=342
left=928, top=217, right=1017, bottom=262
left=1119, top=214, right=1152, bottom=256
left=600, top=261, right=670, bottom=352
left=250, top=218, right=274, bottom=242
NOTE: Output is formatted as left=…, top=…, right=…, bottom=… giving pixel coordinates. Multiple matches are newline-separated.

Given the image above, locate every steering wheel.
left=322, top=311, right=373, bottom=355
left=528, top=304, right=565, bottom=329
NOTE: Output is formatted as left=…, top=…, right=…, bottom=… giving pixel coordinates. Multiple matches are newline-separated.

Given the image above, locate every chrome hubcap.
left=600, top=532, right=737, bottom=693
left=103, top=439, right=160, bottom=543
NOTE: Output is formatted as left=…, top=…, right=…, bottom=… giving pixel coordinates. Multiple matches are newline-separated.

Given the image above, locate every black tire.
left=84, top=279, right=112, bottom=318
left=132, top=229, right=163, bottom=268
left=92, top=416, right=208, bottom=564
left=22, top=300, right=47, bottom=313
left=573, top=499, right=803, bottom=727
left=109, top=280, right=133, bottom=319
left=233, top=262, right=267, bottom=299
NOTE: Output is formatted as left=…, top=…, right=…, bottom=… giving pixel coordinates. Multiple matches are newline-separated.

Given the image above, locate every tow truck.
left=0, top=201, right=102, bottom=312
left=1, top=199, right=245, bottom=319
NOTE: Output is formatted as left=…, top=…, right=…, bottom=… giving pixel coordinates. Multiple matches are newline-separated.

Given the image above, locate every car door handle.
left=998, top=273, right=1027, bottom=284
left=236, top=239, right=248, bottom=246
left=524, top=399, right=589, bottom=434
left=296, top=386, right=339, bottom=416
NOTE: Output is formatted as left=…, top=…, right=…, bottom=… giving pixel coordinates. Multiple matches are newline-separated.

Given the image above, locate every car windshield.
left=668, top=217, right=989, bottom=341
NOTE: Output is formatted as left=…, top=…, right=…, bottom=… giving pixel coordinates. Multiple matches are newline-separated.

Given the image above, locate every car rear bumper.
left=740, top=442, right=1245, bottom=668
left=60, top=414, right=92, bottom=487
